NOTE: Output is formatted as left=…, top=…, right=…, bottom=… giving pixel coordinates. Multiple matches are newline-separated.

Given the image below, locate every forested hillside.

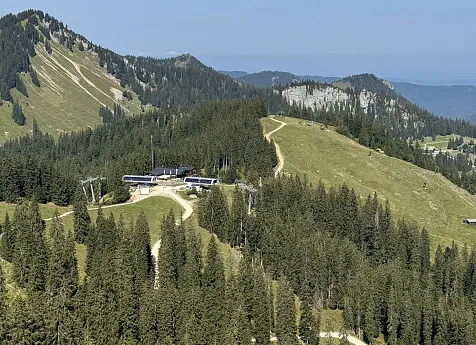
left=0, top=198, right=298, bottom=345
left=0, top=10, right=287, bottom=141
left=0, top=99, right=275, bottom=206
left=199, top=177, right=476, bottom=344
left=281, top=79, right=476, bottom=140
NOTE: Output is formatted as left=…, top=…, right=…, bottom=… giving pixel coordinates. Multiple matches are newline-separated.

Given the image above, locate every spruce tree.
left=157, top=210, right=179, bottom=288
left=276, top=277, right=297, bottom=345
left=253, top=265, right=271, bottom=345
left=229, top=186, right=247, bottom=246
left=0, top=265, right=6, bottom=343
left=198, top=186, right=229, bottom=241
left=30, top=68, right=40, bottom=87
left=116, top=219, right=140, bottom=344
left=11, top=101, right=26, bottom=126
left=139, top=288, right=158, bottom=345
left=134, top=211, right=153, bottom=288
left=12, top=201, right=47, bottom=291
left=15, top=74, right=28, bottom=97
left=201, top=235, right=226, bottom=344
left=73, top=188, right=91, bottom=244
left=299, top=300, right=319, bottom=345
left=45, top=212, right=79, bottom=344
left=0, top=213, right=14, bottom=261
left=177, top=228, right=202, bottom=345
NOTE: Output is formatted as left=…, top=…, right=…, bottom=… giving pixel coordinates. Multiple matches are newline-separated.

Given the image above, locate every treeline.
left=199, top=177, right=476, bottom=344
left=0, top=200, right=319, bottom=344
left=0, top=10, right=38, bottom=101
left=0, top=99, right=275, bottom=205
left=99, top=103, right=124, bottom=123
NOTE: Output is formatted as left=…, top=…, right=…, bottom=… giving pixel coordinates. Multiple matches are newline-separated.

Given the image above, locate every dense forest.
left=199, top=177, right=476, bottom=344
left=0, top=199, right=312, bottom=345
left=0, top=99, right=276, bottom=205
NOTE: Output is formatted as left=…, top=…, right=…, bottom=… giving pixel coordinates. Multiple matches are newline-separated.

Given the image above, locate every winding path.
left=318, top=332, right=368, bottom=345
left=265, top=117, right=286, bottom=177
left=43, top=185, right=194, bottom=264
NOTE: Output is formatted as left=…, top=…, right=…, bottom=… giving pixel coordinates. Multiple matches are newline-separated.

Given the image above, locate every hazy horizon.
left=4, top=0, right=476, bottom=80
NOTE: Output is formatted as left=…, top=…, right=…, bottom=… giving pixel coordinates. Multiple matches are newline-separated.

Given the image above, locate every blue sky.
left=4, top=0, right=476, bottom=78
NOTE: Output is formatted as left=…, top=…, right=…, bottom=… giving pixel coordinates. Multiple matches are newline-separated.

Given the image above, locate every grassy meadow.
left=0, top=40, right=143, bottom=143
left=261, top=116, right=476, bottom=251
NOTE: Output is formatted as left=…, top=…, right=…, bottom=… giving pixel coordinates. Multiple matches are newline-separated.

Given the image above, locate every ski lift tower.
left=80, top=176, right=107, bottom=203
left=237, top=183, right=258, bottom=215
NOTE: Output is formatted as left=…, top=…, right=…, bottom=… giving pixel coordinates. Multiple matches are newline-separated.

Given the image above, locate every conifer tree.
left=177, top=228, right=202, bottom=345
left=201, top=235, right=226, bottom=344
left=198, top=186, right=229, bottom=241
left=134, top=211, right=153, bottom=288
left=47, top=211, right=78, bottom=295
left=116, top=218, right=140, bottom=344
left=229, top=186, right=248, bottom=246
left=156, top=284, right=178, bottom=344
left=253, top=265, right=271, bottom=345
left=139, top=288, right=158, bottom=345
left=158, top=210, right=180, bottom=288
left=299, top=300, right=319, bottom=345
left=15, top=73, right=28, bottom=97
left=73, top=188, right=91, bottom=244
left=224, top=273, right=253, bottom=345
left=45, top=211, right=79, bottom=344
left=276, top=277, right=297, bottom=345
left=32, top=118, right=40, bottom=137
left=45, top=40, right=53, bottom=54
left=30, top=68, right=40, bottom=87
left=12, top=201, right=47, bottom=291
left=11, top=101, right=26, bottom=126
left=0, top=266, right=6, bottom=343
left=0, top=213, right=14, bottom=261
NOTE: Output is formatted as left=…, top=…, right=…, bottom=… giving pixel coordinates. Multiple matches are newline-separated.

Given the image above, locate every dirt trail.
left=319, top=332, right=368, bottom=345
left=43, top=185, right=194, bottom=257
left=269, top=332, right=368, bottom=345
left=265, top=117, right=286, bottom=177
left=149, top=188, right=194, bottom=261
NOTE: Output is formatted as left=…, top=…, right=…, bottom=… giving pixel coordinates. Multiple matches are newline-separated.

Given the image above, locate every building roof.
left=150, top=166, right=194, bottom=176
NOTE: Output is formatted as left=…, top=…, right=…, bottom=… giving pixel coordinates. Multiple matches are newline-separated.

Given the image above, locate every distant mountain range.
left=220, top=70, right=476, bottom=123
left=392, top=82, right=476, bottom=123
left=219, top=70, right=339, bottom=87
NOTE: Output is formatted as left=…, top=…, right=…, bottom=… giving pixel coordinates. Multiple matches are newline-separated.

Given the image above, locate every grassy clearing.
left=188, top=214, right=242, bottom=277
left=53, top=196, right=183, bottom=282
left=56, top=196, right=184, bottom=247
left=0, top=202, right=71, bottom=221
left=0, top=41, right=143, bottom=143
left=320, top=309, right=343, bottom=332
left=261, top=116, right=476, bottom=251
left=420, top=134, right=473, bottom=150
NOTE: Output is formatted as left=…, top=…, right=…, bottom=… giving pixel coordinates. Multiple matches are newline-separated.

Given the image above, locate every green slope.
left=0, top=40, right=143, bottom=143
left=262, top=116, right=476, bottom=250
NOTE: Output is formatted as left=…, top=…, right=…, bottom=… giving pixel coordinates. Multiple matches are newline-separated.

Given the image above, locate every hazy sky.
left=4, top=0, right=476, bottom=78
